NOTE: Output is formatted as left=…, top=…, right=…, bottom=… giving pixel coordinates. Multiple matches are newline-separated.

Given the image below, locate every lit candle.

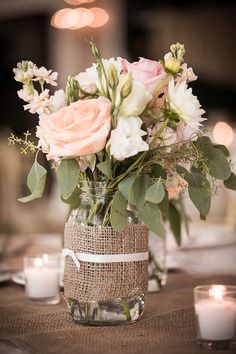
left=194, top=285, right=236, bottom=345
left=24, top=254, right=61, bottom=304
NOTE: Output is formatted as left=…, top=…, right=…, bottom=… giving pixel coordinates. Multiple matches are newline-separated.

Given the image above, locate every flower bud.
left=121, top=73, right=132, bottom=99
left=108, top=64, right=119, bottom=89
left=66, top=75, right=79, bottom=103
left=89, top=41, right=101, bottom=60
left=164, top=57, right=181, bottom=74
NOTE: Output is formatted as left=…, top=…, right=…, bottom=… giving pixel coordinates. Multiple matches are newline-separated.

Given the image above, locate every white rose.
left=75, top=72, right=97, bottom=94
left=107, top=116, right=149, bottom=161
left=118, top=79, right=152, bottom=117
left=49, top=89, right=67, bottom=112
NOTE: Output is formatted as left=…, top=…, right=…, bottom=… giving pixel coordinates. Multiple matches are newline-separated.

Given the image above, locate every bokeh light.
left=213, top=121, right=234, bottom=147
left=89, top=7, right=109, bottom=28
left=64, top=0, right=96, bottom=5
left=51, top=8, right=94, bottom=30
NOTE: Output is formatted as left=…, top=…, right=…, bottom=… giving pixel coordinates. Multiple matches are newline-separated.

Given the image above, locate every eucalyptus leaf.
left=97, top=159, right=112, bottom=179
left=213, top=144, right=229, bottom=157
left=61, top=186, right=81, bottom=208
left=145, top=178, right=165, bottom=204
left=110, top=190, right=127, bottom=231
left=139, top=202, right=165, bottom=238
left=188, top=172, right=211, bottom=216
left=118, top=175, right=136, bottom=203
left=176, top=165, right=195, bottom=185
left=57, top=159, right=80, bottom=199
left=18, top=161, right=47, bottom=203
left=158, top=189, right=169, bottom=217
left=224, top=172, right=236, bottom=191
left=169, top=203, right=181, bottom=246
left=204, top=148, right=231, bottom=180
left=151, top=164, right=167, bottom=180
left=129, top=174, right=151, bottom=207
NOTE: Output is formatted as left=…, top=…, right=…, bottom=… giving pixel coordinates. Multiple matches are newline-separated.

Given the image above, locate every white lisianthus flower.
left=33, top=66, right=58, bottom=86
left=17, top=85, right=33, bottom=102
left=49, top=89, right=67, bottom=112
left=24, top=89, right=50, bottom=115
left=84, top=57, right=123, bottom=92
left=167, top=77, right=205, bottom=132
left=107, top=116, right=149, bottom=161
left=118, top=79, right=152, bottom=117
left=75, top=71, right=97, bottom=94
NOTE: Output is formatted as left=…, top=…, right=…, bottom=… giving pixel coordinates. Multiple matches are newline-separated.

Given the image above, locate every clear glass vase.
left=64, top=181, right=147, bottom=326
left=148, top=232, right=167, bottom=292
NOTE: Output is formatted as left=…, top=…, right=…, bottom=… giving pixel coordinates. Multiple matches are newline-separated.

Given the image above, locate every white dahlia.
left=167, top=77, right=205, bottom=131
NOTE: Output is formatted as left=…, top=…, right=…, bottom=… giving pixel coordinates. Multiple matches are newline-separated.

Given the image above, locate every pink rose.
left=121, top=57, right=165, bottom=95
left=38, top=97, right=112, bottom=160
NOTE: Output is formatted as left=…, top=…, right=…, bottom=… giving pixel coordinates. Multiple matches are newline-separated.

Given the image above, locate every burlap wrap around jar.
left=64, top=223, right=148, bottom=302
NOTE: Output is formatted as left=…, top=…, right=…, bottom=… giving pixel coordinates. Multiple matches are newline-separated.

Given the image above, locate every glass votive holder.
left=24, top=253, right=61, bottom=305
left=194, top=285, right=236, bottom=350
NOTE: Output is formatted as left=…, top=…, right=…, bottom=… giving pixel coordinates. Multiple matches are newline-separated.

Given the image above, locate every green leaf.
left=176, top=165, right=195, bottom=185
left=118, top=175, right=136, bottom=203
left=97, top=158, right=112, bottom=179
left=145, top=178, right=165, bottom=204
left=129, top=174, right=151, bottom=207
left=139, top=202, right=165, bottom=238
left=151, top=164, right=167, bottom=180
left=204, top=148, right=231, bottom=180
left=18, top=161, right=47, bottom=203
left=110, top=190, right=127, bottom=231
left=200, top=214, right=206, bottom=221
left=188, top=172, right=211, bottom=216
left=61, top=186, right=81, bottom=208
left=158, top=189, right=169, bottom=217
left=57, top=159, right=80, bottom=199
left=224, top=172, right=236, bottom=191
left=213, top=144, right=229, bottom=157
left=169, top=203, right=181, bottom=246
left=194, top=136, right=213, bottom=152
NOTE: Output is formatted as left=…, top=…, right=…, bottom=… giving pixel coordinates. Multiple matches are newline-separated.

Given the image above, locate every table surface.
left=0, top=232, right=236, bottom=354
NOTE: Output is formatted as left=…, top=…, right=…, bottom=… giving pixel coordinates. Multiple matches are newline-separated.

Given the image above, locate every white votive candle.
left=194, top=285, right=236, bottom=346
left=24, top=254, right=61, bottom=304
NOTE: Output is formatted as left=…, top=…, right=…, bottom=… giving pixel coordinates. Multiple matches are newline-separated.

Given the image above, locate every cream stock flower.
left=108, top=116, right=149, bottom=161
left=167, top=77, right=205, bottom=132
left=49, top=89, right=67, bottom=112
left=33, top=66, right=58, bottom=86
left=23, top=89, right=50, bottom=115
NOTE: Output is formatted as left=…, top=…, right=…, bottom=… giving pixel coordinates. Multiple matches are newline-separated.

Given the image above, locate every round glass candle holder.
left=24, top=254, right=61, bottom=305
left=194, top=285, right=236, bottom=350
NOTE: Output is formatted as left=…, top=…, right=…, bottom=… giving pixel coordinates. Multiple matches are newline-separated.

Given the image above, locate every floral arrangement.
left=10, top=41, right=236, bottom=242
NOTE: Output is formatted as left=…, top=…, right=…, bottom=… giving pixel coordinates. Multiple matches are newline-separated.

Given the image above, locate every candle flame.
left=34, top=258, right=43, bottom=268
left=209, top=285, right=226, bottom=302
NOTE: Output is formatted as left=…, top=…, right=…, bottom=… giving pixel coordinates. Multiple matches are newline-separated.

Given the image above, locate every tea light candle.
left=24, top=254, right=61, bottom=304
left=194, top=285, right=236, bottom=348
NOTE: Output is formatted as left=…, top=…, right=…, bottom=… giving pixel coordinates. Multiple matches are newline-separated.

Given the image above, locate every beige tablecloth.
left=0, top=272, right=236, bottom=354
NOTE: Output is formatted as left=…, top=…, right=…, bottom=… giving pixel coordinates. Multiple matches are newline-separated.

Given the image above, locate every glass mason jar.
left=64, top=181, right=148, bottom=326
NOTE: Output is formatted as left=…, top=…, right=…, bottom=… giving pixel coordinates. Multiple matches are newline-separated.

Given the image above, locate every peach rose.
left=38, top=97, right=112, bottom=160
left=121, top=57, right=165, bottom=95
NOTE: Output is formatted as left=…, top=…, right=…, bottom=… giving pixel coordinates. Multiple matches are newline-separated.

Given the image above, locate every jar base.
left=197, top=339, right=236, bottom=350
left=66, top=295, right=145, bottom=326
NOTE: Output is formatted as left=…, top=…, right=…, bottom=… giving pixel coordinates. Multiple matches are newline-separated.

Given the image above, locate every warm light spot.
left=34, top=258, right=43, bottom=268
left=64, top=0, right=96, bottom=5
left=89, top=7, right=109, bottom=28
left=209, top=285, right=226, bottom=302
left=51, top=8, right=94, bottom=30
left=213, top=121, right=234, bottom=147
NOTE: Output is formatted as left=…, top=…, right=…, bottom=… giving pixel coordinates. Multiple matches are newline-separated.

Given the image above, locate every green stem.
left=121, top=298, right=131, bottom=321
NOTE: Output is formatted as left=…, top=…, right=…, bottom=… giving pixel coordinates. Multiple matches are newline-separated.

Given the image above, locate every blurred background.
left=0, top=0, right=236, bottom=237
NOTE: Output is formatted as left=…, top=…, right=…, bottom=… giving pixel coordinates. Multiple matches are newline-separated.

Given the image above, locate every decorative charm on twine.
left=63, top=223, right=149, bottom=302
